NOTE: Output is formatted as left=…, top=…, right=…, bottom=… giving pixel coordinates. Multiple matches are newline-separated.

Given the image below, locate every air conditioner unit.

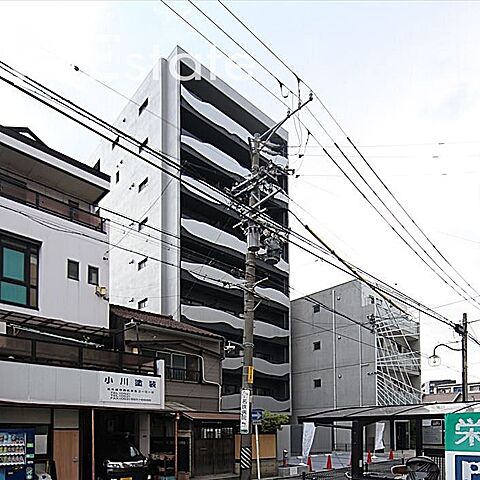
left=95, top=286, right=107, bottom=297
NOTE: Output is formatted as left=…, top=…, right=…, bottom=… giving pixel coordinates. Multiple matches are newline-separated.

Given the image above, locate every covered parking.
left=300, top=401, right=480, bottom=479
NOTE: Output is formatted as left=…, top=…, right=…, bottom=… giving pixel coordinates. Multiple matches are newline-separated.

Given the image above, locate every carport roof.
left=300, top=401, right=480, bottom=423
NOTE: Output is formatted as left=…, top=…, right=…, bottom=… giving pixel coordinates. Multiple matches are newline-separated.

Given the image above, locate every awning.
left=183, top=411, right=239, bottom=422
left=0, top=308, right=109, bottom=338
left=300, top=400, right=480, bottom=424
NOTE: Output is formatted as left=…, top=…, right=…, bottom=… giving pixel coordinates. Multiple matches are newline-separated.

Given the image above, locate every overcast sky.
left=1, top=1, right=480, bottom=384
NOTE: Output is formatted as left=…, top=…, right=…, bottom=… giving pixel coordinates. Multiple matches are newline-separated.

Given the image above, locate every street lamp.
left=428, top=342, right=465, bottom=396
left=428, top=343, right=461, bottom=366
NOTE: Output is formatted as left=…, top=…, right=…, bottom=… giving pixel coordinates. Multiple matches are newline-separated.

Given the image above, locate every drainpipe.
left=332, top=289, right=337, bottom=450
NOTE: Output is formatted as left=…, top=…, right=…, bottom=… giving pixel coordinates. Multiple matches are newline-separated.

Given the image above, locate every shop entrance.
left=54, top=430, right=79, bottom=480
left=193, top=425, right=234, bottom=476
left=395, top=420, right=410, bottom=450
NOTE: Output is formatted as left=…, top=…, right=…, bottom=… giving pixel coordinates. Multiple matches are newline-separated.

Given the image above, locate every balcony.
left=0, top=175, right=106, bottom=232
left=0, top=334, right=155, bottom=374
left=165, top=366, right=201, bottom=383
left=181, top=304, right=289, bottom=339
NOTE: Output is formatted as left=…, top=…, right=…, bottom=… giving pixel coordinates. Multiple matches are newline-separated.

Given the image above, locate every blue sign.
left=455, top=454, right=480, bottom=480
left=252, top=408, right=264, bottom=424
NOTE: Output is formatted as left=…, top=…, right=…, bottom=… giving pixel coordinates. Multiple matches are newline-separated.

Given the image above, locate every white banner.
left=240, top=388, right=251, bottom=434
left=375, top=422, right=385, bottom=451
left=302, top=422, right=316, bottom=458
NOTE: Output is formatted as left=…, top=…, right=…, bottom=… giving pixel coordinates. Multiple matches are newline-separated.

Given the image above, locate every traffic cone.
left=326, top=454, right=333, bottom=470
left=307, top=455, right=313, bottom=472
left=389, top=449, right=394, bottom=460
left=366, top=450, right=372, bottom=464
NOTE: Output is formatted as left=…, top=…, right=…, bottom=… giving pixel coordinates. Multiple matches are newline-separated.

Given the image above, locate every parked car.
left=96, top=434, right=148, bottom=480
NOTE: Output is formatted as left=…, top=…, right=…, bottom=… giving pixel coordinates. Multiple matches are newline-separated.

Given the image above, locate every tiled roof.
left=110, top=304, right=223, bottom=340
left=422, top=392, right=460, bottom=403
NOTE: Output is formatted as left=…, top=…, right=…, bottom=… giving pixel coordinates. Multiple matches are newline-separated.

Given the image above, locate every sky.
left=1, top=1, right=480, bottom=385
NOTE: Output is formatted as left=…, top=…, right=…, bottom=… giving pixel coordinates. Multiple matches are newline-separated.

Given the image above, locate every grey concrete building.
left=91, top=47, right=291, bottom=412
left=291, top=280, right=421, bottom=449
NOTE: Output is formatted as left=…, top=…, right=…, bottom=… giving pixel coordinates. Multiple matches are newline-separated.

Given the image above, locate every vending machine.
left=0, top=429, right=35, bottom=480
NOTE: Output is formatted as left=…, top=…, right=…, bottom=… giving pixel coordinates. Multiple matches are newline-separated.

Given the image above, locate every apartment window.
left=138, top=98, right=149, bottom=116
left=138, top=177, right=148, bottom=193
left=139, top=137, right=148, bottom=153
left=138, top=298, right=148, bottom=310
left=0, top=233, right=38, bottom=308
left=313, top=341, right=321, bottom=350
left=115, top=171, right=120, bottom=184
left=138, top=257, right=148, bottom=270
left=138, top=217, right=148, bottom=231
left=88, top=265, right=99, bottom=285
left=313, top=304, right=320, bottom=313
left=314, top=378, right=322, bottom=388
left=67, top=260, right=79, bottom=281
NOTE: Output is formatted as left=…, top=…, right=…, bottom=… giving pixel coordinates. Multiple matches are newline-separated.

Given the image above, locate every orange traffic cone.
left=389, top=449, right=394, bottom=460
left=326, top=454, right=333, bottom=470
left=366, top=450, right=372, bottom=464
left=307, top=455, right=313, bottom=472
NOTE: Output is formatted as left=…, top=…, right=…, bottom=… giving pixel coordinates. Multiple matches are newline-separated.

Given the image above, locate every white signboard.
left=240, top=388, right=251, bottom=434
left=99, top=371, right=162, bottom=406
left=0, top=360, right=165, bottom=410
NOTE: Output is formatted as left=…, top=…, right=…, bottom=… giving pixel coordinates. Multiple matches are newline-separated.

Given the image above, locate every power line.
left=212, top=0, right=480, bottom=320
left=0, top=58, right=466, bottom=336
left=40, top=49, right=480, bottom=331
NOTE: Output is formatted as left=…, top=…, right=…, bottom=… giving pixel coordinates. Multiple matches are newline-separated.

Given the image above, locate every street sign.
left=252, top=408, right=264, bottom=425
left=240, top=388, right=251, bottom=434
left=445, top=412, right=480, bottom=479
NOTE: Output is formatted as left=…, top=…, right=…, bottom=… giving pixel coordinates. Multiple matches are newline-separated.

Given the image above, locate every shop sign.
left=240, top=388, right=251, bottom=434
left=445, top=412, right=480, bottom=479
left=99, top=371, right=162, bottom=407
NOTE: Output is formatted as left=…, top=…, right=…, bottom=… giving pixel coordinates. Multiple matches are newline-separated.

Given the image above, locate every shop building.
left=0, top=307, right=237, bottom=479
left=110, top=304, right=238, bottom=477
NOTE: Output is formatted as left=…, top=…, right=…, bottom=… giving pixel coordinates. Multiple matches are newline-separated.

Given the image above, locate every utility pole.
left=237, top=95, right=313, bottom=480
left=239, top=133, right=260, bottom=480
left=453, top=313, right=468, bottom=402
left=462, top=312, right=468, bottom=402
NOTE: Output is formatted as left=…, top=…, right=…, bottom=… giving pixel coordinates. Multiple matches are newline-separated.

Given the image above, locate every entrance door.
left=54, top=429, right=79, bottom=480
left=194, top=435, right=234, bottom=475
left=395, top=421, right=409, bottom=450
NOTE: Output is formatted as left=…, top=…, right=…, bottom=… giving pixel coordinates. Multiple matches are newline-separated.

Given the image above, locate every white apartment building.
left=91, top=47, right=291, bottom=412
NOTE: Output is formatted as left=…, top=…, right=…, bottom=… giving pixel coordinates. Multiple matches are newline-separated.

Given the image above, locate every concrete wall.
left=291, top=281, right=377, bottom=421
left=0, top=196, right=109, bottom=327
left=92, top=59, right=181, bottom=317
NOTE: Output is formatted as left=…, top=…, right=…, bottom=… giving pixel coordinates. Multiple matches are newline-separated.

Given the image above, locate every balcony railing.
left=0, top=175, right=106, bottom=232
left=0, top=334, right=155, bottom=374
left=165, top=366, right=201, bottom=383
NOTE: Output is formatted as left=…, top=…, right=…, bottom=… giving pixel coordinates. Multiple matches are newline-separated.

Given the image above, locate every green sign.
left=445, top=412, right=480, bottom=452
